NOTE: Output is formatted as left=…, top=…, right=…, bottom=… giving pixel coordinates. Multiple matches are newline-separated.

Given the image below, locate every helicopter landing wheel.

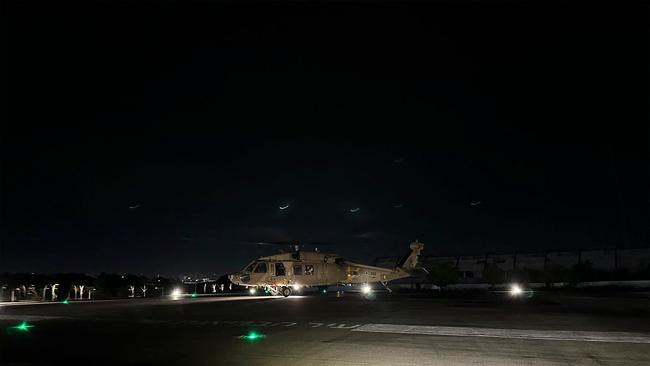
left=281, top=287, right=292, bottom=297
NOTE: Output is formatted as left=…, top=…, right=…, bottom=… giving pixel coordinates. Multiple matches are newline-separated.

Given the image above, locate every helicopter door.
left=313, top=263, right=321, bottom=283
left=318, top=263, right=325, bottom=283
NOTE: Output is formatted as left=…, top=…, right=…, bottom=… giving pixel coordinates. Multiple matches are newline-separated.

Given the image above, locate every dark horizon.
left=1, top=1, right=648, bottom=276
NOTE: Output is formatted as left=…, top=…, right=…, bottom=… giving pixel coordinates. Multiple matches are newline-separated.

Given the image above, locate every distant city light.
left=249, top=287, right=257, bottom=295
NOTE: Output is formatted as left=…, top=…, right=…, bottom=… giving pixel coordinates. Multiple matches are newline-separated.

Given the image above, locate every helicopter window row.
left=241, top=260, right=320, bottom=276
left=292, top=264, right=314, bottom=276
left=269, top=263, right=315, bottom=276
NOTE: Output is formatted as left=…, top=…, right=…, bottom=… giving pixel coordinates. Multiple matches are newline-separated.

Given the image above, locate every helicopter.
left=228, top=240, right=424, bottom=297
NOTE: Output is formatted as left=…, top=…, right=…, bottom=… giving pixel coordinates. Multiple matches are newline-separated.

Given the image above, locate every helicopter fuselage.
left=228, top=241, right=423, bottom=295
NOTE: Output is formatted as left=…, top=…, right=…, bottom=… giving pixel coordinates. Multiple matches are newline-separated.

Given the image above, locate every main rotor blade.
left=250, top=241, right=335, bottom=247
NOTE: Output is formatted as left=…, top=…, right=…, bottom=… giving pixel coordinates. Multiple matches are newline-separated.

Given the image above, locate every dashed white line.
left=352, top=323, right=650, bottom=344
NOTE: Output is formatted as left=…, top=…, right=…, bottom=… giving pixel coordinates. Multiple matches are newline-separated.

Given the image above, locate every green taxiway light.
left=8, top=321, right=35, bottom=333
left=239, top=331, right=266, bottom=341
left=62, top=299, right=70, bottom=305
left=191, top=292, right=197, bottom=298
left=321, top=289, right=327, bottom=293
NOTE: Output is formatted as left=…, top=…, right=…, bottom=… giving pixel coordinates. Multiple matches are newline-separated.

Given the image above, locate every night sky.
left=2, top=1, right=648, bottom=276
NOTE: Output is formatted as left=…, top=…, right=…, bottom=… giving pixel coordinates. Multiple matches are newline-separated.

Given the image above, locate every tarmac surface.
left=1, top=290, right=649, bottom=365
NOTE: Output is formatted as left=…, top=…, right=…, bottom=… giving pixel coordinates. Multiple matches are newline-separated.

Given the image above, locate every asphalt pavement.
left=1, top=290, right=649, bottom=365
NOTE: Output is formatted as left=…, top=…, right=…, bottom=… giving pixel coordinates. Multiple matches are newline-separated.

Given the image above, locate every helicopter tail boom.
left=399, top=240, right=424, bottom=271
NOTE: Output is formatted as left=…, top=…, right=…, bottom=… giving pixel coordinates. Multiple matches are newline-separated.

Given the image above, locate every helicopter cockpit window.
left=275, top=262, right=286, bottom=276
left=305, top=264, right=314, bottom=275
left=293, top=265, right=302, bottom=275
left=244, top=262, right=256, bottom=273
left=253, top=263, right=267, bottom=273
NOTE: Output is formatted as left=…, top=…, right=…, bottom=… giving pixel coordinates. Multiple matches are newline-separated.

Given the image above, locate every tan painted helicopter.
left=228, top=240, right=424, bottom=297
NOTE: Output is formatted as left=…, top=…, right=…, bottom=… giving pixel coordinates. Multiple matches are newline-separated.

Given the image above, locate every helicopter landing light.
left=170, top=288, right=182, bottom=300
left=509, top=284, right=523, bottom=296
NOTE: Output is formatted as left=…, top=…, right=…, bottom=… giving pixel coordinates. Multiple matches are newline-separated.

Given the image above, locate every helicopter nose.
left=228, top=274, right=240, bottom=284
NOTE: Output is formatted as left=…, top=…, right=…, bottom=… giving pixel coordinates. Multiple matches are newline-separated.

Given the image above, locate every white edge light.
left=361, top=284, right=371, bottom=294
left=249, top=287, right=257, bottom=295
left=510, top=284, right=523, bottom=296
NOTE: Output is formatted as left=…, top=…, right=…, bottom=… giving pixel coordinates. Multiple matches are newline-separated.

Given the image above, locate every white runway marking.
left=0, top=314, right=65, bottom=321
left=352, top=323, right=650, bottom=344
left=172, top=295, right=282, bottom=303
left=0, top=301, right=62, bottom=307
left=0, top=299, right=120, bottom=307
left=0, top=295, right=280, bottom=308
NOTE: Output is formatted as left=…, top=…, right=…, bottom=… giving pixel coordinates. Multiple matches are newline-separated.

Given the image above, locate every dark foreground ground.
left=1, top=290, right=649, bottom=365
